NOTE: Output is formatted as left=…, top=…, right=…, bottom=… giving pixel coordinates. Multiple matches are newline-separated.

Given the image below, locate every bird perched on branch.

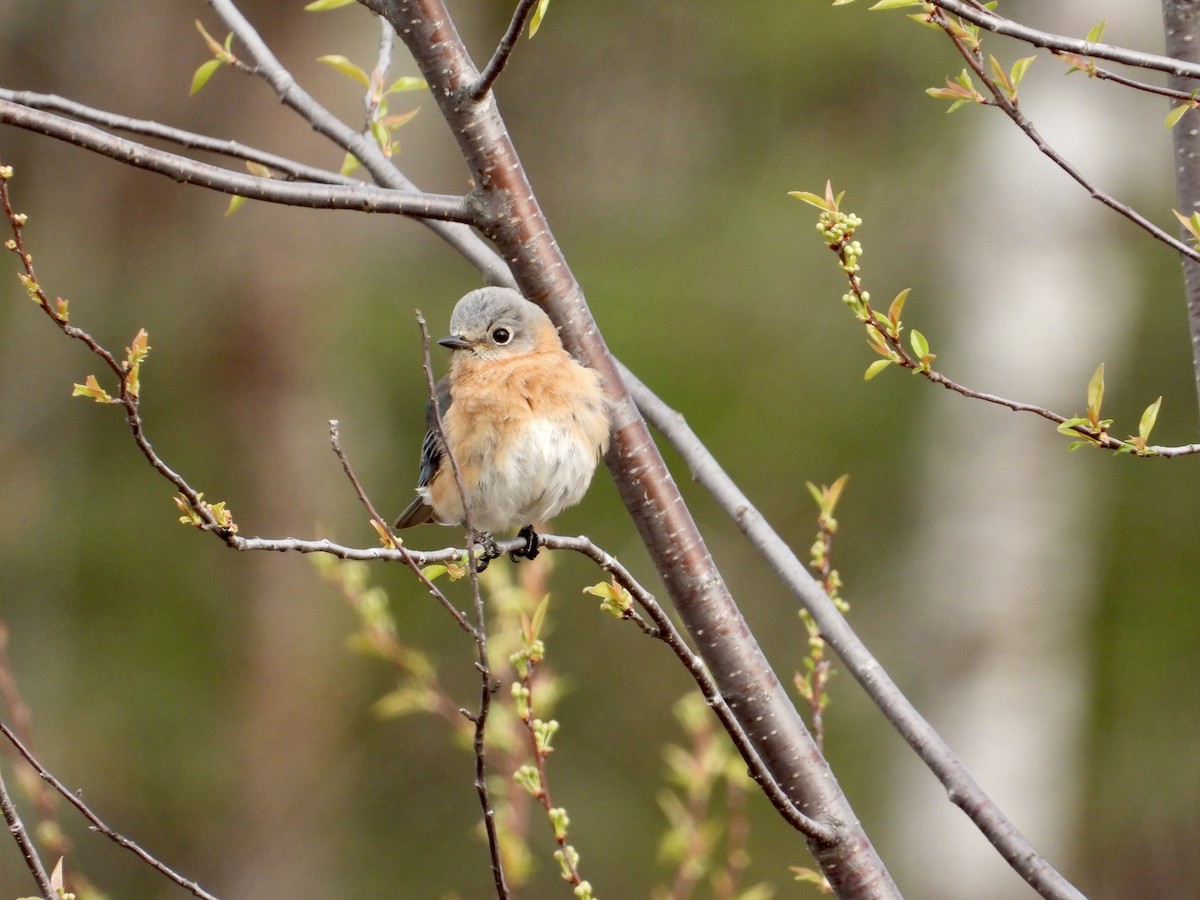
left=394, top=287, right=612, bottom=566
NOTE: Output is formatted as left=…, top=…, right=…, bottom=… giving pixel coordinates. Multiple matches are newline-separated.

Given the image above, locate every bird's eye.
left=492, top=327, right=512, bottom=345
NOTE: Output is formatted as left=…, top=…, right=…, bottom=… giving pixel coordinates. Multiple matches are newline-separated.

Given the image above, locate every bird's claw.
left=471, top=533, right=502, bottom=572
left=509, top=524, right=540, bottom=563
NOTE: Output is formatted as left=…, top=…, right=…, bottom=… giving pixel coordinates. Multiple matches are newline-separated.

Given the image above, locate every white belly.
left=468, top=418, right=598, bottom=534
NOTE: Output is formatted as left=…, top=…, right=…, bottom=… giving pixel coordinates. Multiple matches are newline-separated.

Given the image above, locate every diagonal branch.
left=0, top=762, right=52, bottom=900
left=470, top=0, right=541, bottom=101
left=618, top=362, right=1087, bottom=900
left=925, top=7, right=1200, bottom=266
left=1, top=722, right=218, bottom=900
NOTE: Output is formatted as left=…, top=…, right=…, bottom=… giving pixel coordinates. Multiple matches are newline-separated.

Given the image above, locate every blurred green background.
left=0, top=1, right=1195, bottom=897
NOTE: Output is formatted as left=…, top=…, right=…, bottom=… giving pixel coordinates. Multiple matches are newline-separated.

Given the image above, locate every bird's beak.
left=437, top=334, right=472, bottom=351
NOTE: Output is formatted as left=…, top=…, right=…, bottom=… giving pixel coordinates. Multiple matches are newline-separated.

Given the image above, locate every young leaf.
left=194, top=20, right=229, bottom=59
left=1085, top=19, right=1107, bottom=44
left=190, top=58, right=222, bottom=95
left=317, top=54, right=371, bottom=88
left=1086, top=363, right=1105, bottom=422
left=888, top=287, right=909, bottom=329
left=869, top=0, right=925, bottom=8
left=864, top=359, right=893, bottom=380
left=529, top=0, right=551, bottom=37
left=1139, top=396, right=1163, bottom=442
left=1173, top=208, right=1200, bottom=243
left=385, top=75, right=428, bottom=94
left=224, top=194, right=247, bottom=216
left=72, top=374, right=113, bottom=403
left=530, top=593, right=551, bottom=640
left=1166, top=104, right=1191, bottom=129
left=788, top=190, right=832, bottom=211
left=305, top=0, right=357, bottom=9
left=1009, top=56, right=1036, bottom=89
left=909, top=328, right=930, bottom=359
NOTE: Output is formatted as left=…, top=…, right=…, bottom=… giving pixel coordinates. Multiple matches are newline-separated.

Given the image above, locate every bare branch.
left=617, top=362, right=1087, bottom=900
left=0, top=762, right=52, bottom=900
left=328, top=420, right=478, bottom=636
left=0, top=88, right=350, bottom=185
left=0, top=99, right=473, bottom=220
left=0, top=723, right=219, bottom=900
left=470, top=0, right=541, bottom=101
left=928, top=0, right=1200, bottom=78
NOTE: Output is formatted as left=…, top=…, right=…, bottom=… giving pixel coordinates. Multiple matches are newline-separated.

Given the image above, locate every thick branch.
left=619, top=362, right=1087, bottom=900
left=1163, top=0, right=1200, bottom=420
left=359, top=1, right=898, bottom=895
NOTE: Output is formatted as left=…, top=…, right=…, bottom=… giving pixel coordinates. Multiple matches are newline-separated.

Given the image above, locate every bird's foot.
left=509, top=524, right=540, bottom=563
left=471, top=533, right=502, bottom=572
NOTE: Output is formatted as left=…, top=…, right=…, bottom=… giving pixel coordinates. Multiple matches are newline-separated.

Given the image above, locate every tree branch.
left=1162, top=0, right=1200, bottom=419
left=928, top=0, right=1200, bottom=78
left=359, top=1, right=899, bottom=893
left=0, top=761, right=52, bottom=900
left=924, top=7, right=1200, bottom=266
left=0, top=99, right=473, bottom=220
left=0, top=722, right=218, bottom=900
left=470, top=0, right=541, bottom=101
left=617, top=362, right=1088, bottom=900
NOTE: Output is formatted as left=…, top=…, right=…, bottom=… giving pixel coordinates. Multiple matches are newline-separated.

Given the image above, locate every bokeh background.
left=0, top=1, right=1195, bottom=897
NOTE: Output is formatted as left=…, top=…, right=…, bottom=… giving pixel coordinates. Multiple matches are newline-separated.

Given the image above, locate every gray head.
left=439, top=287, right=558, bottom=359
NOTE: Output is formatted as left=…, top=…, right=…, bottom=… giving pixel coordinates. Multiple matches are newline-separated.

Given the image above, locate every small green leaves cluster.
left=508, top=595, right=594, bottom=898
left=584, top=576, right=634, bottom=619
left=174, top=492, right=238, bottom=533
left=70, top=328, right=150, bottom=403
left=795, top=477, right=850, bottom=749
left=1059, top=20, right=1107, bottom=78
left=316, top=53, right=426, bottom=164
left=1173, top=208, right=1200, bottom=248
left=792, top=184, right=934, bottom=380
left=655, top=693, right=770, bottom=900
left=1056, top=363, right=1163, bottom=455
left=311, top=556, right=452, bottom=721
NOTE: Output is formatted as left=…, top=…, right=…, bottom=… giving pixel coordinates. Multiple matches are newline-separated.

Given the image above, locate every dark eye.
left=492, top=327, right=512, bottom=345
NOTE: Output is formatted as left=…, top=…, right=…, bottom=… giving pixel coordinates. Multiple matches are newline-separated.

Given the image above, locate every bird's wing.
left=394, top=375, right=452, bottom=528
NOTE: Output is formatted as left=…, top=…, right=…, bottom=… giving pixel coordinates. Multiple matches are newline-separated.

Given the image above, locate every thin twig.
left=923, top=8, right=1200, bottom=266
left=0, top=762, right=52, bottom=899
left=547, top=534, right=836, bottom=844
left=368, top=14, right=395, bottom=122
left=926, top=0, right=1200, bottom=79
left=414, top=313, right=510, bottom=900
left=470, top=0, right=541, bottom=101
left=328, top=420, right=477, bottom=636
left=204, top=0, right=513, bottom=286
left=0, top=723, right=219, bottom=900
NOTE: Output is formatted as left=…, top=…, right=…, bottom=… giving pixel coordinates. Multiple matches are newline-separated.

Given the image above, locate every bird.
left=394, top=287, right=612, bottom=567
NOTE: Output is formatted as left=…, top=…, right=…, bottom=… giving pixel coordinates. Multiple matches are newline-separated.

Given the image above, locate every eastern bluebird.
left=394, top=287, right=612, bottom=564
